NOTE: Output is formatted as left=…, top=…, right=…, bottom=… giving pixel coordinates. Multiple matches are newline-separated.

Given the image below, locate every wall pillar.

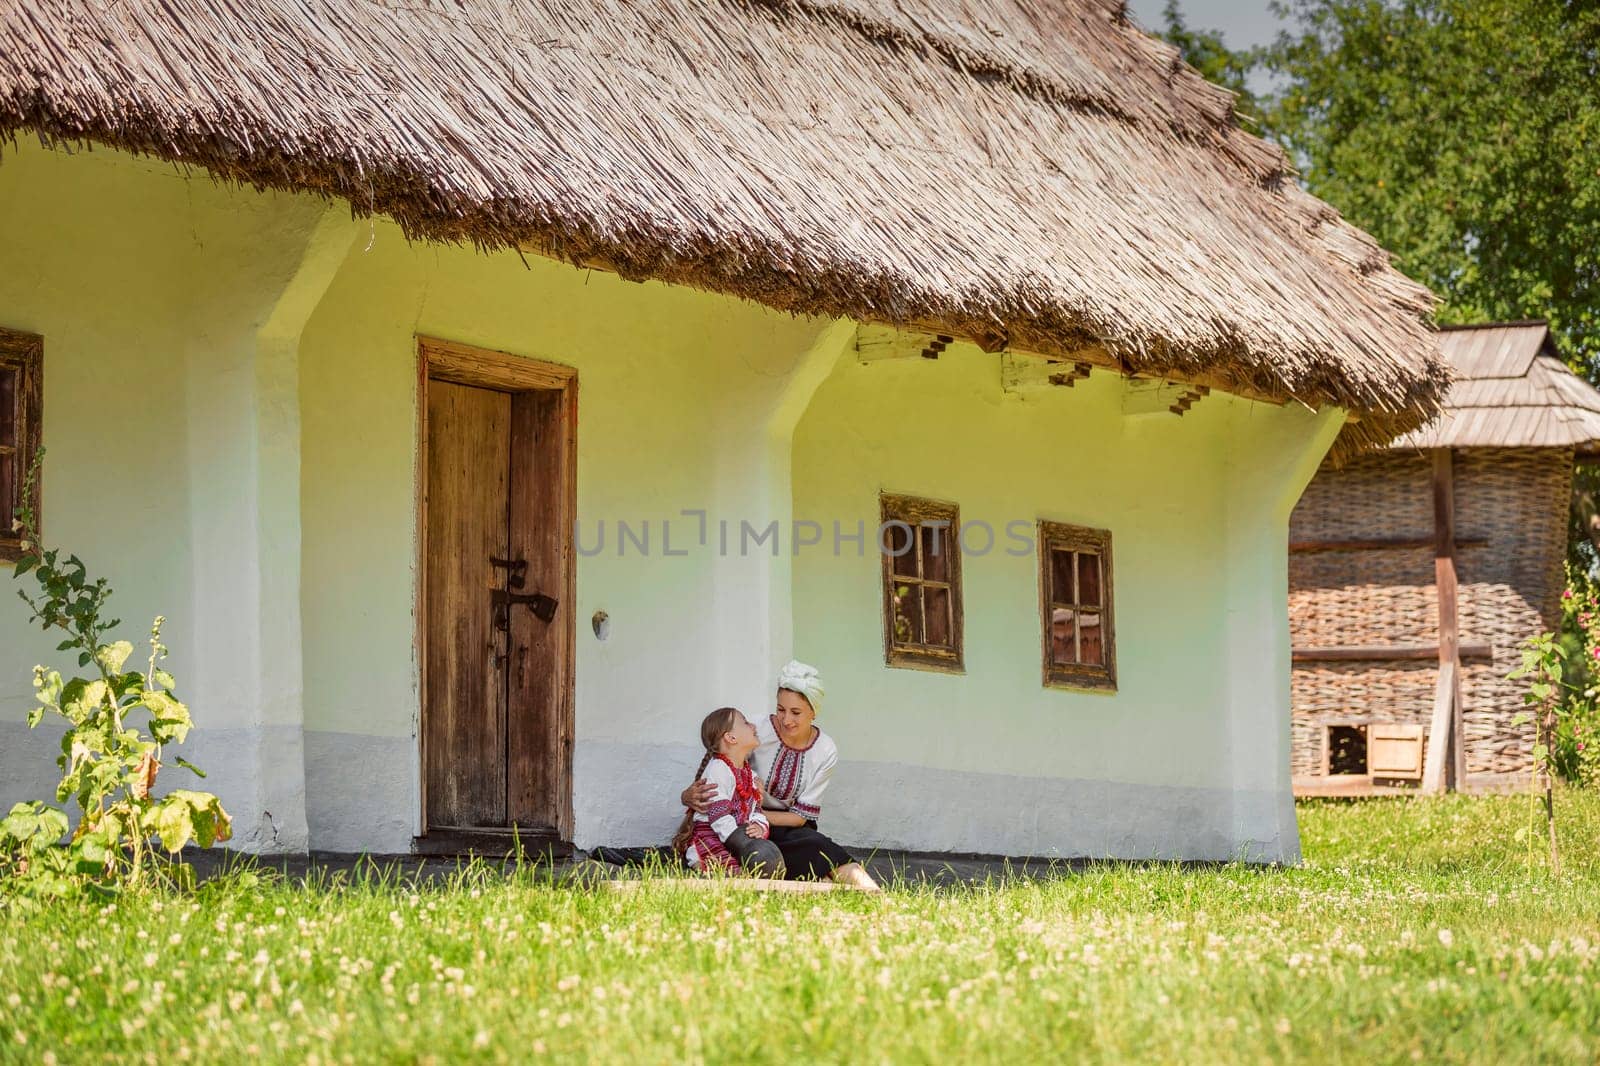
left=182, top=201, right=360, bottom=852
left=707, top=319, right=857, bottom=712
left=1221, top=404, right=1345, bottom=863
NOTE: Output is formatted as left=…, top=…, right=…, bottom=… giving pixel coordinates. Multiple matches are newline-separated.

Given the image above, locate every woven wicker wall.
left=1287, top=447, right=1573, bottom=782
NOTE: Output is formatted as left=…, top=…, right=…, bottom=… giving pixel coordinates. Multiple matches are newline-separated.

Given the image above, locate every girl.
left=671, top=707, right=785, bottom=878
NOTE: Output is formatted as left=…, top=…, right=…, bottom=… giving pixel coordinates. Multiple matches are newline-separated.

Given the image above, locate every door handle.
left=491, top=588, right=559, bottom=624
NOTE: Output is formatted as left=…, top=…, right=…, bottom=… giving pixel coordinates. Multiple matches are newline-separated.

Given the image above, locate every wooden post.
left=1421, top=659, right=1455, bottom=794
left=1432, top=449, right=1465, bottom=791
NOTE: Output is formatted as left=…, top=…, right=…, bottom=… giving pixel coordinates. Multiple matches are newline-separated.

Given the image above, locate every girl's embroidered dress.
left=684, top=754, right=769, bottom=872
left=750, top=714, right=854, bottom=879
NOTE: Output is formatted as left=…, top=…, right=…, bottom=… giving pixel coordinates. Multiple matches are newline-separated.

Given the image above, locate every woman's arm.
left=680, top=779, right=717, bottom=811
left=763, top=809, right=808, bottom=828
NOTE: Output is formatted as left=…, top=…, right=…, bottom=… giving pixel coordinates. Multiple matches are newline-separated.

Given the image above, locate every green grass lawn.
left=4, top=793, right=1599, bottom=1064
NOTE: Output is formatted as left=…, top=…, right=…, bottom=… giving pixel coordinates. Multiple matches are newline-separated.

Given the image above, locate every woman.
left=682, top=660, right=879, bottom=891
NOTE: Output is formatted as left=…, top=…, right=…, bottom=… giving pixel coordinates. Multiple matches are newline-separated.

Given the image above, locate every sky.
left=1124, top=0, right=1285, bottom=51
left=1124, top=1, right=1288, bottom=93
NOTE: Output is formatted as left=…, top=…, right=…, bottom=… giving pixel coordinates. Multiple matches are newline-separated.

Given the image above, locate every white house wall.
left=790, top=350, right=1341, bottom=862
left=296, top=222, right=844, bottom=853
left=1, top=141, right=1338, bottom=862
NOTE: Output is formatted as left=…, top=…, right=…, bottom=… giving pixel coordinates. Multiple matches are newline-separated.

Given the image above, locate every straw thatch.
left=0, top=0, right=1446, bottom=446
left=1391, top=322, right=1600, bottom=455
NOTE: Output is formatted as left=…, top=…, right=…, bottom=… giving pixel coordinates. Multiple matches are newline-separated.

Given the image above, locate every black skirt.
left=768, top=822, right=854, bottom=881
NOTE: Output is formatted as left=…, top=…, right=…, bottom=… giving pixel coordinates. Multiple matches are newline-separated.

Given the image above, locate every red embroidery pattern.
left=689, top=822, right=738, bottom=871
left=688, top=754, right=763, bottom=873
left=765, top=716, right=821, bottom=816
left=769, top=745, right=805, bottom=806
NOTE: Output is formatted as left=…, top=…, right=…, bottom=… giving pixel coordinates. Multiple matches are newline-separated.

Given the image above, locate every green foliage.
left=1261, top=0, right=1600, bottom=367
left=1547, top=571, right=1600, bottom=787
left=0, top=455, right=230, bottom=906
left=1509, top=625, right=1580, bottom=873
left=1161, top=0, right=1600, bottom=371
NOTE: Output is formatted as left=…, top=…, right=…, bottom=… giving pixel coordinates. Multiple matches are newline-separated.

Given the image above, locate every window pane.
left=891, top=582, right=923, bottom=646
left=920, top=523, right=950, bottom=582
left=1077, top=552, right=1101, bottom=607
left=1050, top=607, right=1076, bottom=664
left=0, top=453, right=12, bottom=535
left=1079, top=610, right=1104, bottom=665
left=923, top=585, right=951, bottom=648
left=887, top=522, right=919, bottom=577
left=1049, top=548, right=1075, bottom=604
left=0, top=365, right=16, bottom=446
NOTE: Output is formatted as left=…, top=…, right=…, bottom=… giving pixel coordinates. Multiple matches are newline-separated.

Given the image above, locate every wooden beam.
left=507, top=242, right=1297, bottom=411
left=1292, top=643, right=1492, bottom=663
left=1123, top=379, right=1209, bottom=418
left=1002, top=352, right=1101, bottom=391
left=1047, top=362, right=1094, bottom=388
left=420, top=336, right=577, bottom=391
left=855, top=325, right=954, bottom=363
left=1434, top=448, right=1465, bottom=791
left=1421, top=659, right=1456, bottom=794
left=1290, top=536, right=1488, bottom=553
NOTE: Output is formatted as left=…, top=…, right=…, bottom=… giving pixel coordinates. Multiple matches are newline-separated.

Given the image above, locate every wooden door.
left=424, top=380, right=512, bottom=829
left=505, top=390, right=569, bottom=827
left=419, top=339, right=576, bottom=845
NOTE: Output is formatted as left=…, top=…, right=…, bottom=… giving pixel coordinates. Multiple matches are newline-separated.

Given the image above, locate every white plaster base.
left=303, top=730, right=416, bottom=855
left=0, top=718, right=64, bottom=812
left=0, top=720, right=303, bottom=852
left=2, top=729, right=1299, bottom=864
left=574, top=740, right=1300, bottom=864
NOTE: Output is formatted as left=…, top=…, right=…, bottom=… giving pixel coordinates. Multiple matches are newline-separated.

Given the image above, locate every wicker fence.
left=1288, top=447, right=1572, bottom=784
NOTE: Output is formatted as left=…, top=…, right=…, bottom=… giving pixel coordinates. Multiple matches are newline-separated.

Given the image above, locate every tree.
left=1160, top=0, right=1600, bottom=373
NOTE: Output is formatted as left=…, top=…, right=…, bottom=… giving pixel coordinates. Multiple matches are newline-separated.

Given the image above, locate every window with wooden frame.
left=880, top=493, right=963, bottom=671
left=0, top=328, right=43, bottom=564
left=1039, top=521, right=1115, bottom=690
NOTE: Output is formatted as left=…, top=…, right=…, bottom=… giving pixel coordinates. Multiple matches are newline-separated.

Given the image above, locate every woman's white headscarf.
left=776, top=660, right=824, bottom=715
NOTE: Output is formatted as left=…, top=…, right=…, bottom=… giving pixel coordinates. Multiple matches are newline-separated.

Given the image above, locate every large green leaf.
left=152, top=797, right=197, bottom=852
left=0, top=801, right=68, bottom=851
left=166, top=789, right=233, bottom=848
left=94, top=641, right=134, bottom=674
left=144, top=691, right=194, bottom=744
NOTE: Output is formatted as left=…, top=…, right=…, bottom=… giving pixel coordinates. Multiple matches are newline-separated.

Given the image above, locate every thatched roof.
left=0, top=0, right=1446, bottom=448
left=1392, top=322, right=1600, bottom=456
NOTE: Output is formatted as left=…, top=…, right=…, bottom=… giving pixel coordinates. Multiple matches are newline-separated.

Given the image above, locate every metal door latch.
left=492, top=588, right=559, bottom=630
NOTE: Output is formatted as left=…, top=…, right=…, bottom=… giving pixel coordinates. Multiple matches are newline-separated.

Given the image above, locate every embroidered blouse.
left=751, top=714, right=838, bottom=823
left=684, top=755, right=769, bottom=870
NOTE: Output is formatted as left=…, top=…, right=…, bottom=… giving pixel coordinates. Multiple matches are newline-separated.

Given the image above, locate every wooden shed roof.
left=0, top=0, right=1447, bottom=450
left=1391, top=322, right=1600, bottom=454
